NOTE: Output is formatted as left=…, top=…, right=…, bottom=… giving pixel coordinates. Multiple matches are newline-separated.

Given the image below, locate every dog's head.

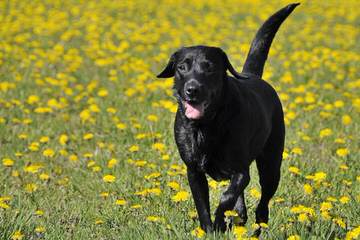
left=157, top=46, right=247, bottom=120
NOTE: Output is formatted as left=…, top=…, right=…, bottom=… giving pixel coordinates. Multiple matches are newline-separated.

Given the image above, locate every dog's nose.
left=185, top=85, right=199, bottom=98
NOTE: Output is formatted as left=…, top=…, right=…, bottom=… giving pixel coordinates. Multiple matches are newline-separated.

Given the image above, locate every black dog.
left=157, top=3, right=299, bottom=233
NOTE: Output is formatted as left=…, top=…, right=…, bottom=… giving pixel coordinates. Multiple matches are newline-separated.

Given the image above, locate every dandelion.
left=167, top=181, right=180, bottom=191
left=25, top=183, right=38, bottom=193
left=39, top=136, right=50, bottom=143
left=11, top=231, right=24, bottom=240
left=319, top=128, right=332, bottom=138
left=24, top=164, right=44, bottom=173
left=83, top=133, right=94, bottom=140
left=342, top=115, right=352, bottom=125
left=334, top=100, right=344, bottom=108
left=147, top=114, right=158, bottom=122
left=152, top=142, right=166, bottom=152
left=233, top=226, right=247, bottom=239
left=320, top=202, right=332, bottom=211
left=35, top=226, right=46, bottom=233
left=288, top=166, right=301, bottom=175
left=172, top=191, right=189, bottom=202
left=107, top=158, right=117, bottom=168
left=146, top=216, right=162, bottom=222
left=128, top=145, right=139, bottom=152
left=116, top=122, right=127, bottom=130
left=291, top=147, right=303, bottom=155
left=95, top=219, right=104, bottom=225
left=2, top=158, right=14, bottom=167
left=191, top=227, right=205, bottom=238
left=336, top=148, right=349, bottom=157
left=339, top=196, right=350, bottom=204
left=115, top=199, right=127, bottom=206
left=103, top=174, right=116, bottom=183
left=287, top=235, right=300, bottom=240
left=249, top=188, right=261, bottom=199
left=59, top=134, right=69, bottom=145
left=303, top=184, right=313, bottom=194
left=43, top=148, right=55, bottom=157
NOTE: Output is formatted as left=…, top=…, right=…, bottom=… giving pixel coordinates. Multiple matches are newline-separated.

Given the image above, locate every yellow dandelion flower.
left=25, top=183, right=38, bottom=193
left=147, top=114, right=158, bottom=122
left=2, top=158, right=14, bottom=167
left=39, top=136, right=50, bottom=143
left=43, top=148, right=55, bottom=157
left=334, top=100, right=344, bottom=108
left=83, top=133, right=94, bottom=140
left=342, top=115, right=352, bottom=125
left=152, top=142, right=166, bottom=152
left=24, top=164, right=43, bottom=173
left=116, top=122, right=127, bottom=130
left=224, top=210, right=238, bottom=217
left=68, top=154, right=78, bottom=162
left=35, top=209, right=44, bottom=216
left=59, top=134, right=68, bottom=145
left=167, top=181, right=180, bottom=191
left=172, top=191, right=189, bottom=202
left=333, top=218, right=346, bottom=228
left=303, top=184, right=313, bottom=194
left=39, top=173, right=50, bottom=180
left=191, top=226, right=205, bottom=238
left=291, top=147, right=303, bottom=155
left=144, top=172, right=161, bottom=180
left=339, top=196, right=350, bottom=204
left=287, top=235, right=300, bottom=240
left=336, top=148, right=349, bottom=157
left=103, top=174, right=116, bottom=183
left=130, top=204, right=142, bottom=209
left=289, top=166, right=301, bottom=175
left=107, top=158, right=117, bottom=168
left=319, top=128, right=332, bottom=138
left=146, top=216, right=162, bottom=222
left=128, top=145, right=139, bottom=152
left=35, top=226, right=46, bottom=233
left=320, top=202, right=332, bottom=211
left=249, top=188, right=261, bottom=199
left=298, top=213, right=309, bottom=223
left=95, top=219, right=104, bottom=225
left=233, top=226, right=247, bottom=238
left=98, top=89, right=108, bottom=97
left=115, top=199, right=127, bottom=206
left=11, top=231, right=24, bottom=240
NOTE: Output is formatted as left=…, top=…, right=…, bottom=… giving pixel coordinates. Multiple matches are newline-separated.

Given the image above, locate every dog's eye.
left=201, top=62, right=213, bottom=72
left=177, top=64, right=187, bottom=72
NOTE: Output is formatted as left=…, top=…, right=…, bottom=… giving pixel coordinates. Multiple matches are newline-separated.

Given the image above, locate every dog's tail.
left=242, top=3, right=300, bottom=78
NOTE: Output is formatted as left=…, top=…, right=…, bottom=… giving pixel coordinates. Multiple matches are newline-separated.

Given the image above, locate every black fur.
left=157, top=3, right=299, bottom=234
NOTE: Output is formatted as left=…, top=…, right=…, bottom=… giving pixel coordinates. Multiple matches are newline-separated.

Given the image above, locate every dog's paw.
left=214, top=217, right=226, bottom=232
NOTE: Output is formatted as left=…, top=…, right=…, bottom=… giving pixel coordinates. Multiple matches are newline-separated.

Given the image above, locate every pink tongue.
left=184, top=102, right=204, bottom=119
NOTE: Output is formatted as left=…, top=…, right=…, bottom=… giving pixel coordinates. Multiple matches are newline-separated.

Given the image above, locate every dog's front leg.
left=187, top=167, right=213, bottom=232
left=214, top=171, right=250, bottom=232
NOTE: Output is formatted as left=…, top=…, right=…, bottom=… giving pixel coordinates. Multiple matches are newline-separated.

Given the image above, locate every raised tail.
left=242, top=3, right=300, bottom=78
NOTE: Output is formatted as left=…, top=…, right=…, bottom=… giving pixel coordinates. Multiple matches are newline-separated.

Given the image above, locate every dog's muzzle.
left=183, top=80, right=206, bottom=120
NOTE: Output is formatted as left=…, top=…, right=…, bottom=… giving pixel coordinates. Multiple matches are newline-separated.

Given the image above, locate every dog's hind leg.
left=255, top=119, right=284, bottom=226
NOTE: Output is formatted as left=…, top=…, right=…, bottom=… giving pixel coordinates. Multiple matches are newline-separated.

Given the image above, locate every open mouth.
left=183, top=100, right=207, bottom=120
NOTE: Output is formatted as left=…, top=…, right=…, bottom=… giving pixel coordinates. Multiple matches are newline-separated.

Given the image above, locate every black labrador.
left=157, top=3, right=299, bottom=233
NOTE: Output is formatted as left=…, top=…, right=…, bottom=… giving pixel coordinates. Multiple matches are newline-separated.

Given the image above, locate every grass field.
left=0, top=0, right=359, bottom=239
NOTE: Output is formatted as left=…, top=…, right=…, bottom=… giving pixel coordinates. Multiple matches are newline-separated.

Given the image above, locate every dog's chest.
left=190, top=126, right=232, bottom=180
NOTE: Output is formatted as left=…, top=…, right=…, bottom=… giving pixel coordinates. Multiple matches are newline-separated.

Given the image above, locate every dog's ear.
left=222, top=50, right=249, bottom=79
left=157, top=52, right=177, bottom=78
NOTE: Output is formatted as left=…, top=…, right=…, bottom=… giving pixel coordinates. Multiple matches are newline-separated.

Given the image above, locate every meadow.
left=0, top=0, right=359, bottom=239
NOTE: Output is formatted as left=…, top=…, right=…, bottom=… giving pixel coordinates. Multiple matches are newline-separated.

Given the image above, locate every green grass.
left=0, top=0, right=359, bottom=239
